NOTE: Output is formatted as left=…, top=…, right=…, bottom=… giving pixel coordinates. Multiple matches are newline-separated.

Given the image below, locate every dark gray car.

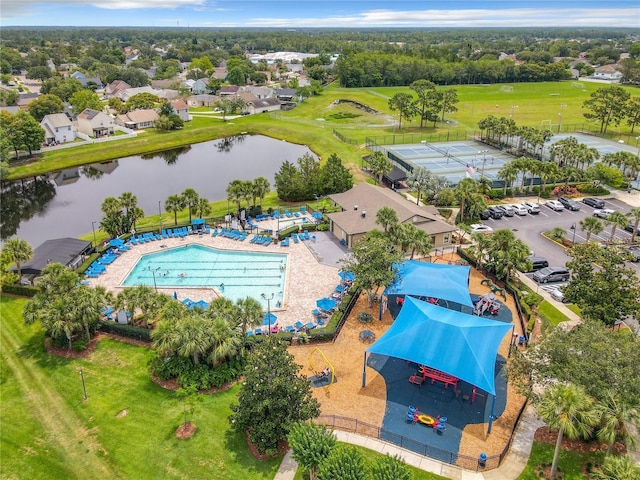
left=532, top=266, right=570, bottom=283
left=559, top=197, right=581, bottom=211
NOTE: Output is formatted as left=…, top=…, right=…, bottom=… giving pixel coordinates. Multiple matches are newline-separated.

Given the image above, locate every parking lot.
left=481, top=196, right=640, bottom=278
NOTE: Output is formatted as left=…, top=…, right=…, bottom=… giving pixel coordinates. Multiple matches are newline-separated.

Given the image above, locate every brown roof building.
left=326, top=182, right=456, bottom=249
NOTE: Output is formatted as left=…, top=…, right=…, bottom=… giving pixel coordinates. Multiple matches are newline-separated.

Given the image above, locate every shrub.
left=97, top=321, right=151, bottom=342
left=437, top=208, right=452, bottom=219
left=152, top=354, right=245, bottom=389
left=488, top=189, right=503, bottom=200
left=317, top=223, right=329, bottom=231
left=300, top=223, right=317, bottom=232
left=551, top=185, right=578, bottom=197
left=0, top=284, right=38, bottom=297
left=576, top=183, right=610, bottom=196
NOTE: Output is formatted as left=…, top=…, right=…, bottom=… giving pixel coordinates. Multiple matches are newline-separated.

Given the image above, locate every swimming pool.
left=123, top=244, right=287, bottom=308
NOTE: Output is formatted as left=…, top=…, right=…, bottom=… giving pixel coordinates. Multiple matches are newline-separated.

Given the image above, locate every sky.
left=1, top=0, right=639, bottom=28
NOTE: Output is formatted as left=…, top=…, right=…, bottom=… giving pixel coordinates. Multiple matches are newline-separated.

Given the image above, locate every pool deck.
left=89, top=218, right=344, bottom=329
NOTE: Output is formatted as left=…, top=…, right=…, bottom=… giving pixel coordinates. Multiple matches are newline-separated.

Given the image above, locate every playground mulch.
left=288, top=253, right=527, bottom=462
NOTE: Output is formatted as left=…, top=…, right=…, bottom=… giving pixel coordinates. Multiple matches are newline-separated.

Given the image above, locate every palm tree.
left=118, top=192, right=138, bottom=218
left=627, top=207, right=640, bottom=239
left=2, top=238, right=33, bottom=281
left=233, top=297, right=263, bottom=333
left=253, top=177, right=270, bottom=208
left=485, top=229, right=531, bottom=281
left=165, top=194, right=186, bottom=226
left=72, top=285, right=106, bottom=341
left=605, top=212, right=630, bottom=242
left=580, top=217, right=604, bottom=243
left=595, top=391, right=640, bottom=456
left=591, top=455, right=640, bottom=480
left=129, top=206, right=145, bottom=232
left=497, top=163, right=519, bottom=196
left=181, top=188, right=199, bottom=223
left=375, top=206, right=398, bottom=233
left=538, top=161, right=561, bottom=196
left=208, top=317, right=243, bottom=366
left=406, top=166, right=431, bottom=205
left=538, top=383, right=599, bottom=478
left=226, top=180, right=244, bottom=214
left=196, top=198, right=211, bottom=219
left=367, top=151, right=392, bottom=185
left=454, top=177, right=478, bottom=223
left=175, top=314, right=210, bottom=365
left=240, top=180, right=253, bottom=210
left=409, top=229, right=433, bottom=260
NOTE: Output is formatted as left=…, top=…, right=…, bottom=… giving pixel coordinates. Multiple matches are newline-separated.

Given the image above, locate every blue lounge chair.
left=247, top=330, right=254, bottom=336
left=285, top=209, right=292, bottom=218
left=264, top=237, right=272, bottom=246
left=239, top=232, right=248, bottom=241
left=255, top=328, right=263, bottom=335
left=280, top=238, right=289, bottom=247
left=304, top=231, right=310, bottom=240
left=204, top=226, right=210, bottom=234
left=285, top=326, right=295, bottom=333
left=137, top=234, right=145, bottom=243
left=292, top=233, right=299, bottom=243
left=155, top=233, right=162, bottom=240
left=301, top=207, right=306, bottom=215
left=294, top=321, right=305, bottom=332
left=305, top=322, right=316, bottom=330
left=249, top=234, right=258, bottom=243
left=294, top=212, right=300, bottom=217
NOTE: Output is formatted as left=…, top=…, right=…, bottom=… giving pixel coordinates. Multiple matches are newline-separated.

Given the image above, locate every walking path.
left=274, top=406, right=544, bottom=480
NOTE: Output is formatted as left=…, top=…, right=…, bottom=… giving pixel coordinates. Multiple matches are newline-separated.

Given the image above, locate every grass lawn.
left=537, top=300, right=572, bottom=328
left=0, top=295, right=282, bottom=479
left=517, top=441, right=604, bottom=480
left=292, top=442, right=449, bottom=480
left=8, top=81, right=639, bottom=181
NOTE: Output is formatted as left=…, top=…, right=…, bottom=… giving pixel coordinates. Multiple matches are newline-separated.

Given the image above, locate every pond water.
left=1, top=135, right=314, bottom=246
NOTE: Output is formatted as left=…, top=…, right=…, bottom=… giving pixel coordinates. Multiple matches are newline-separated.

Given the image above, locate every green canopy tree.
left=538, top=383, right=599, bottom=478
left=370, top=454, right=412, bottom=480
left=28, top=94, right=65, bottom=122
left=69, top=90, right=101, bottom=117
left=583, top=86, right=631, bottom=134
left=388, top=92, right=416, bottom=130
left=317, top=445, right=367, bottom=480
left=340, top=232, right=403, bottom=307
left=229, top=336, right=320, bottom=455
left=320, top=153, right=353, bottom=195
left=288, top=422, right=337, bottom=480
left=367, top=151, right=392, bottom=185
left=409, top=79, right=436, bottom=128
left=406, top=166, right=431, bottom=205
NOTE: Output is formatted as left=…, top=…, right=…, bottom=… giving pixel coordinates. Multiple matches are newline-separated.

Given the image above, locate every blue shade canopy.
left=384, top=260, right=473, bottom=308
left=366, top=296, right=512, bottom=395
left=191, top=218, right=205, bottom=225
left=339, top=271, right=356, bottom=282
left=263, top=312, right=278, bottom=325
left=316, top=298, right=337, bottom=311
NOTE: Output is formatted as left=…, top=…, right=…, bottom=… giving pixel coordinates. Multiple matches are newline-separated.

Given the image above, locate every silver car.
left=521, top=201, right=540, bottom=214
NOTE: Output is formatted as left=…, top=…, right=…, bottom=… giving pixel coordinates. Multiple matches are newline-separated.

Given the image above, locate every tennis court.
left=542, top=132, right=639, bottom=158
left=383, top=140, right=512, bottom=185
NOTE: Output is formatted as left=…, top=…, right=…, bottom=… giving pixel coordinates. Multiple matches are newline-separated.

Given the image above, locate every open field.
left=8, top=81, right=639, bottom=181
left=0, top=295, right=282, bottom=480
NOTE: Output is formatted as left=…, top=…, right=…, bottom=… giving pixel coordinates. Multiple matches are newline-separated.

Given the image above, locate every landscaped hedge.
left=1, top=284, right=39, bottom=297
left=300, top=223, right=317, bottom=232
left=97, top=321, right=152, bottom=342
left=277, top=225, right=301, bottom=240
left=576, top=183, right=611, bottom=195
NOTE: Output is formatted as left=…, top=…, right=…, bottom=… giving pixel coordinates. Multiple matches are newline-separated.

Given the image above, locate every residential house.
left=155, top=89, right=180, bottom=101
left=40, top=113, right=76, bottom=145
left=237, top=91, right=257, bottom=106
left=115, top=109, right=159, bottom=129
left=188, top=94, right=218, bottom=107
left=77, top=76, right=104, bottom=90
left=219, top=85, right=240, bottom=96
left=245, top=97, right=281, bottom=115
left=592, top=65, right=623, bottom=82
left=181, top=79, right=196, bottom=91
left=15, top=93, right=40, bottom=110
left=211, top=67, right=227, bottom=80
left=239, top=86, right=273, bottom=99
left=169, top=99, right=190, bottom=122
left=117, top=86, right=159, bottom=102
left=0, top=106, right=21, bottom=114
left=104, top=80, right=131, bottom=98
left=76, top=108, right=115, bottom=137
left=326, top=183, right=457, bottom=249
left=275, top=88, right=297, bottom=102
left=191, top=78, right=210, bottom=95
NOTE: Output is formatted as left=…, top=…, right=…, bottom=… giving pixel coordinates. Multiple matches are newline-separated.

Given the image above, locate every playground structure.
left=409, top=365, right=459, bottom=390
left=473, top=292, right=502, bottom=316
left=406, top=406, right=448, bottom=434
left=480, top=279, right=506, bottom=299
left=309, top=347, right=335, bottom=396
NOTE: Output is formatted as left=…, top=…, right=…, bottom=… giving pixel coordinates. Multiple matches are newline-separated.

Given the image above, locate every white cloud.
left=1, top=0, right=208, bottom=17
left=241, top=8, right=640, bottom=28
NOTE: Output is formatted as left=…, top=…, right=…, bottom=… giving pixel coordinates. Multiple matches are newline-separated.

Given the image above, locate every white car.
left=545, top=200, right=565, bottom=211
left=510, top=204, right=528, bottom=216
left=550, top=287, right=567, bottom=303
left=593, top=208, right=615, bottom=219
left=521, top=201, right=541, bottom=214
left=470, top=224, right=493, bottom=234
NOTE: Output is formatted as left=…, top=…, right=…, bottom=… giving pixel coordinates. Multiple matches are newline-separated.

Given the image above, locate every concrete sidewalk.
left=274, top=405, right=545, bottom=480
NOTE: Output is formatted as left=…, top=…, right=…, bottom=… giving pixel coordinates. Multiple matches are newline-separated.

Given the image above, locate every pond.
left=1, top=135, right=315, bottom=246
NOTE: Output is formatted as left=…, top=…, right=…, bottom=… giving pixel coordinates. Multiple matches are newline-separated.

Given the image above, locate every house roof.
left=170, top=98, right=188, bottom=110
left=219, top=85, right=240, bottom=94
left=327, top=183, right=456, bottom=236
left=11, top=238, right=92, bottom=275
left=77, top=108, right=102, bottom=120
left=119, top=109, right=158, bottom=123
left=237, top=92, right=257, bottom=103
left=190, top=94, right=218, bottom=102
left=275, top=88, right=297, bottom=96
left=384, top=166, right=407, bottom=183
left=106, top=80, right=131, bottom=93
left=41, top=113, right=72, bottom=128
left=250, top=97, right=281, bottom=108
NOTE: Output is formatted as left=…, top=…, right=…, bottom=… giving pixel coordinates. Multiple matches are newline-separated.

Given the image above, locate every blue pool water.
left=123, top=244, right=287, bottom=308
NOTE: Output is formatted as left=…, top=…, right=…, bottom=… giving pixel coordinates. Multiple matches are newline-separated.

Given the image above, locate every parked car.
left=550, top=287, right=567, bottom=303
left=479, top=209, right=491, bottom=220
left=470, top=224, right=493, bottom=234
left=593, top=208, right=615, bottom=219
left=582, top=197, right=605, bottom=208
left=545, top=200, right=565, bottom=211
left=509, top=204, right=528, bottom=216
left=532, top=266, right=570, bottom=283
left=626, top=246, right=640, bottom=262
left=497, top=205, right=514, bottom=217
left=525, top=256, right=549, bottom=272
left=521, top=201, right=540, bottom=214
left=487, top=206, right=504, bottom=219
left=624, top=224, right=639, bottom=236
left=558, top=197, right=581, bottom=211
